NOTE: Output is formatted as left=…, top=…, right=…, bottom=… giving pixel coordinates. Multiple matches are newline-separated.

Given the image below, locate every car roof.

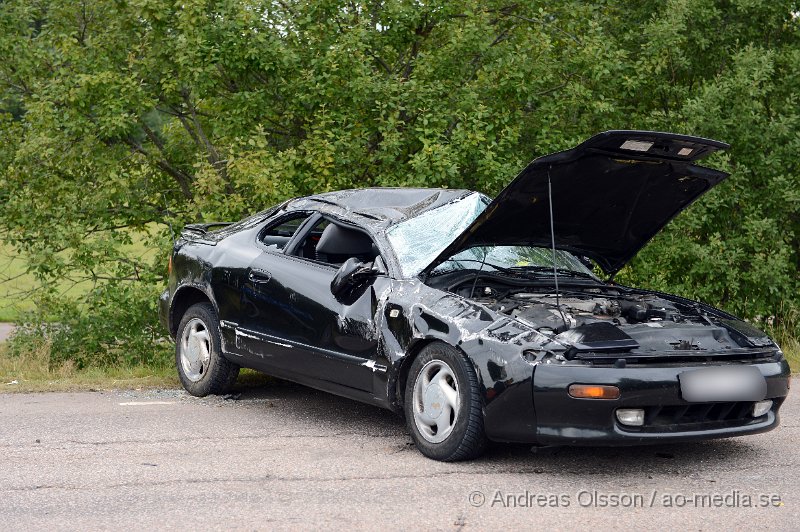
left=288, top=187, right=477, bottom=225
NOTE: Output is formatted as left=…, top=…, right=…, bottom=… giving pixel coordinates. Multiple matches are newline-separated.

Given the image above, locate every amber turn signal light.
left=568, top=384, right=620, bottom=399
left=168, top=254, right=173, bottom=275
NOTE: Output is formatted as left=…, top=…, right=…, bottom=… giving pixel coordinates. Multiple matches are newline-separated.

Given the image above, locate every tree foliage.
left=0, top=0, right=798, bottom=364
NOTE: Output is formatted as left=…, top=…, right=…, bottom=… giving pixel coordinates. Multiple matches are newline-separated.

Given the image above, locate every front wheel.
left=176, top=302, right=239, bottom=396
left=404, top=342, right=487, bottom=461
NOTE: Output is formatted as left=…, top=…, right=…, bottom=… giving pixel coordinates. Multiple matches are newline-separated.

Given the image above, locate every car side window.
left=291, top=218, right=330, bottom=260
left=292, top=218, right=379, bottom=266
left=259, top=213, right=312, bottom=251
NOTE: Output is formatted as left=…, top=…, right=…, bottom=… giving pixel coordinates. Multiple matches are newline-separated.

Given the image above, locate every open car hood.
left=422, top=130, right=730, bottom=276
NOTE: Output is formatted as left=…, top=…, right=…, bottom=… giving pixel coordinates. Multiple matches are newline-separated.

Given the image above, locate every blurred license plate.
left=679, top=366, right=766, bottom=402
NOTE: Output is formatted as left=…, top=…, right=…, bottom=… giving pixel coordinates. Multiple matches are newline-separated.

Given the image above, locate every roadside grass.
left=0, top=341, right=179, bottom=392
left=772, top=325, right=800, bottom=375
left=766, top=304, right=800, bottom=374
left=0, top=339, right=275, bottom=393
left=782, top=340, right=800, bottom=373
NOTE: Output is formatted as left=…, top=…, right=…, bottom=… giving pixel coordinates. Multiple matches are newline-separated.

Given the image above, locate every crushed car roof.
left=289, top=187, right=474, bottom=224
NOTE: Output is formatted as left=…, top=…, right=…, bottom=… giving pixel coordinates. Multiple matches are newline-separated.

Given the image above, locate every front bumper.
left=528, top=358, right=790, bottom=445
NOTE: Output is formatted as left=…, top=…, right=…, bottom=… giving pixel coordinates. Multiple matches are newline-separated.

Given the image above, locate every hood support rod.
left=548, top=170, right=569, bottom=331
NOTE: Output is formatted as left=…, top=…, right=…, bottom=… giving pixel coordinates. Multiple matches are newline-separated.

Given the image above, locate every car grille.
left=573, top=349, right=778, bottom=364
left=643, top=401, right=757, bottom=429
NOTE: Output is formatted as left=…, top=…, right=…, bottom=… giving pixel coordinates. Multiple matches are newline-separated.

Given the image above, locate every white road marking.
left=118, top=401, right=176, bottom=406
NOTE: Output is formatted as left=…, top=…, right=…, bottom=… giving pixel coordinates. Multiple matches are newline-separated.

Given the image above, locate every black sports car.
left=159, top=130, right=790, bottom=461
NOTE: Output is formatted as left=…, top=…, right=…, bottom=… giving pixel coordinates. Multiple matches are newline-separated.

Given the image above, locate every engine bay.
left=446, top=279, right=774, bottom=356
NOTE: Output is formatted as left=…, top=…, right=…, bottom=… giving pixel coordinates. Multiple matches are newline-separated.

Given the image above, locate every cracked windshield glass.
left=387, top=193, right=595, bottom=279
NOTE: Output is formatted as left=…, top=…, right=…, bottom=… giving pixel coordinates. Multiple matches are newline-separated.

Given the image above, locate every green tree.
left=0, top=0, right=797, bottom=364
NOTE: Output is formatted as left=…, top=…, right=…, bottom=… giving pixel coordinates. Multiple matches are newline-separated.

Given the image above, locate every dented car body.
left=160, top=130, right=790, bottom=460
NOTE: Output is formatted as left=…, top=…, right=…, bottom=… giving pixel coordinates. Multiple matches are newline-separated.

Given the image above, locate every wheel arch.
left=170, top=285, right=216, bottom=337
left=392, top=338, right=486, bottom=414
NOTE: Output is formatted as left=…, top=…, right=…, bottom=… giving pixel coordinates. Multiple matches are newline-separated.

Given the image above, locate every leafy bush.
left=0, top=1, right=798, bottom=364
left=7, top=283, right=171, bottom=368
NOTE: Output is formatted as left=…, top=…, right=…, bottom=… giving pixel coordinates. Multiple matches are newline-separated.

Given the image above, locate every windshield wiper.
left=508, top=265, right=598, bottom=280
left=432, top=258, right=516, bottom=275
left=434, top=259, right=597, bottom=282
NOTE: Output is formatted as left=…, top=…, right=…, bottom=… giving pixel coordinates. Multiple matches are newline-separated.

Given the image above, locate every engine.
left=451, top=283, right=770, bottom=355
left=461, top=285, right=690, bottom=332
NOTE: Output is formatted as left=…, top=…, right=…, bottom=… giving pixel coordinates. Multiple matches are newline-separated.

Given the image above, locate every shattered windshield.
left=431, top=245, right=597, bottom=278
left=386, top=191, right=596, bottom=279
left=386, top=193, right=489, bottom=277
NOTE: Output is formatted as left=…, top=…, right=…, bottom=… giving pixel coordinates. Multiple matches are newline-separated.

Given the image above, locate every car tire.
left=404, top=342, right=487, bottom=461
left=175, top=302, right=239, bottom=397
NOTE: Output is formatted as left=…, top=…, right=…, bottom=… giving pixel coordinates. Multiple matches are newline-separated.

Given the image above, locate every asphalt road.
left=1, top=379, right=798, bottom=531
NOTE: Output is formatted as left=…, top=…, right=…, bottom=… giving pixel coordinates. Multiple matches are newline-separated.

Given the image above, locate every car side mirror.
left=331, top=257, right=374, bottom=298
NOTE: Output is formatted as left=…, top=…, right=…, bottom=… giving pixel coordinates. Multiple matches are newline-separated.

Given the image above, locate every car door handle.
left=248, top=269, right=272, bottom=284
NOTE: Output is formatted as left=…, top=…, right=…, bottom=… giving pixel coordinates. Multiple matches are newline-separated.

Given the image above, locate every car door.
left=236, top=213, right=381, bottom=392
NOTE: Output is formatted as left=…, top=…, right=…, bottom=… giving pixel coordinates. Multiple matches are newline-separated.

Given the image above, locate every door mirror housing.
left=331, top=257, right=375, bottom=298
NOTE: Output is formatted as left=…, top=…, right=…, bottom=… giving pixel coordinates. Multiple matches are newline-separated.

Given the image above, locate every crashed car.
left=159, top=130, right=790, bottom=461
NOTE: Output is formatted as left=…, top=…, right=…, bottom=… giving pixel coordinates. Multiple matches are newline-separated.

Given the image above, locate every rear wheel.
left=404, top=342, right=487, bottom=461
left=176, top=303, right=239, bottom=396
